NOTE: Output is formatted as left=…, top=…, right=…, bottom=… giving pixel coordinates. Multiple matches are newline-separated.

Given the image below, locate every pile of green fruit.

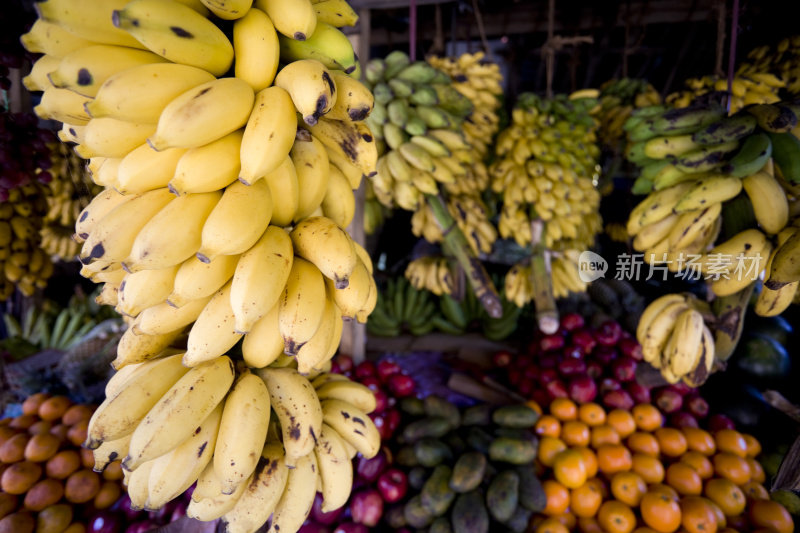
left=387, top=396, right=544, bottom=533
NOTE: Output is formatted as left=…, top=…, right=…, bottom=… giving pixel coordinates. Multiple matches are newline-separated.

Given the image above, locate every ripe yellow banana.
left=148, top=77, right=254, bottom=151
left=116, top=264, right=179, bottom=317
left=257, top=367, right=323, bottom=466
left=230, top=225, right=293, bottom=333
left=307, top=117, right=379, bottom=178
left=268, top=451, right=319, bottom=533
left=85, top=352, right=189, bottom=447
left=639, top=300, right=690, bottom=366
left=274, top=59, right=335, bottom=126
left=201, top=0, right=253, bottom=19
left=168, top=254, right=239, bottom=308
left=314, top=422, right=353, bottom=512
left=123, top=355, right=234, bottom=470
left=76, top=118, right=156, bottom=159
left=667, top=203, right=722, bottom=252
left=290, top=216, right=357, bottom=289
left=324, top=70, right=374, bottom=122
left=313, top=0, right=359, bottom=27
left=34, top=0, right=147, bottom=50
left=290, top=130, right=330, bottom=220
left=92, top=433, right=131, bottom=472
left=632, top=213, right=679, bottom=251
left=315, top=380, right=376, bottom=413
left=321, top=399, right=380, bottom=458
left=627, top=182, right=694, bottom=235
left=664, top=308, right=705, bottom=376
left=673, top=175, right=743, bottom=213
left=742, top=169, right=789, bottom=234
left=213, top=372, right=270, bottom=495
left=117, top=144, right=187, bottom=195
left=169, top=130, right=243, bottom=195
left=34, top=87, right=92, bottom=124
left=112, top=328, right=183, bottom=369
left=187, top=464, right=251, bottom=521
left=233, top=7, right=279, bottom=91
left=126, top=459, right=157, bottom=510
left=86, top=63, right=215, bottom=124
left=327, top=257, right=370, bottom=318
left=22, top=55, right=60, bottom=92
left=20, top=19, right=97, bottom=58
left=326, top=145, right=364, bottom=189
left=184, top=281, right=242, bottom=367
left=321, top=164, right=355, bottom=228
left=295, top=296, right=338, bottom=374
left=125, top=191, right=222, bottom=272
left=255, top=0, right=316, bottom=41
left=135, top=294, right=213, bottom=335
left=239, top=86, right=297, bottom=185
left=74, top=188, right=134, bottom=242
left=241, top=299, right=284, bottom=368
left=112, top=0, right=234, bottom=76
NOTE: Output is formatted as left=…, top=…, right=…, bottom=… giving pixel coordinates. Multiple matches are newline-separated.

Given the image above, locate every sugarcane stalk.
left=425, top=194, right=502, bottom=318
left=529, top=216, right=558, bottom=334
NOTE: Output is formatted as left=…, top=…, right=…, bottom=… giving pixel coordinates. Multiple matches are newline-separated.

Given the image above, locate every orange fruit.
left=648, top=483, right=679, bottom=500
left=680, top=496, right=719, bottom=533
left=610, top=471, right=648, bottom=506
left=632, top=404, right=663, bottom=432
left=655, top=427, right=688, bottom=458
left=575, top=446, right=598, bottom=478
left=683, top=427, right=717, bottom=455
left=536, top=415, right=562, bottom=438
left=640, top=491, right=682, bottom=533
left=705, top=499, right=727, bottom=528
left=551, top=398, right=578, bottom=421
left=526, top=400, right=543, bottom=416
left=747, top=457, right=765, bottom=483
left=539, top=437, right=568, bottom=467
left=562, top=420, right=591, bottom=447
left=714, top=430, right=748, bottom=458
left=633, top=529, right=662, bottom=533
left=665, top=461, right=703, bottom=496
left=542, top=479, right=570, bottom=516
left=741, top=480, right=769, bottom=501
left=597, top=500, right=637, bottom=533
left=578, top=402, right=607, bottom=426
left=627, top=432, right=660, bottom=456
left=586, top=476, right=610, bottom=499
left=536, top=518, right=570, bottom=533
left=607, top=409, right=637, bottom=438
left=632, top=453, right=665, bottom=484
left=553, top=449, right=588, bottom=489
left=570, top=480, right=603, bottom=518
left=577, top=517, right=604, bottom=533
left=704, top=478, right=746, bottom=516
left=680, top=451, right=714, bottom=479
left=550, top=512, right=577, bottom=529
left=748, top=499, right=794, bottom=533
left=742, top=434, right=761, bottom=458
left=590, top=424, right=621, bottom=448
left=712, top=453, right=751, bottom=485
left=597, top=444, right=633, bottom=475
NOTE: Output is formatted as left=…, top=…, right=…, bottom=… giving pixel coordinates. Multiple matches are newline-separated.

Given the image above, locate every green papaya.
left=516, top=466, right=547, bottom=512
left=400, top=397, right=426, bottom=416
left=465, top=427, right=493, bottom=454
left=402, top=417, right=452, bottom=442
left=486, top=470, right=519, bottom=522
left=414, top=438, right=453, bottom=467
left=462, top=404, right=492, bottom=426
left=396, top=445, right=419, bottom=467
left=408, top=466, right=429, bottom=490
left=429, top=517, right=453, bottom=533
left=424, top=396, right=461, bottom=427
left=404, top=495, right=434, bottom=528
left=489, top=437, right=538, bottom=465
left=492, top=405, right=539, bottom=428
left=504, top=506, right=533, bottom=533
left=451, top=490, right=489, bottom=533
left=421, top=465, right=456, bottom=516
left=449, top=451, right=487, bottom=493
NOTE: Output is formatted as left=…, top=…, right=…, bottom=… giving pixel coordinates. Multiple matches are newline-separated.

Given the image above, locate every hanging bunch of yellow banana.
left=40, top=142, right=101, bottom=260
left=596, top=78, right=661, bottom=148
left=665, top=74, right=783, bottom=113
left=739, top=36, right=800, bottom=95
left=404, top=255, right=455, bottom=296
left=427, top=51, right=503, bottom=160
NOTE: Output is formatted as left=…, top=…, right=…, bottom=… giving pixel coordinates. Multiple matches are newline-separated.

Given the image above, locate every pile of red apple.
left=495, top=312, right=725, bottom=430
left=298, top=356, right=417, bottom=533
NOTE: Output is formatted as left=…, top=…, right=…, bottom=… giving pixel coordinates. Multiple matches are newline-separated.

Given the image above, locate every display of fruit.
left=427, top=51, right=504, bottom=160
left=41, top=143, right=100, bottom=262
left=404, top=256, right=456, bottom=296
left=665, top=73, right=783, bottom=112
left=525, top=395, right=792, bottom=533
left=596, top=78, right=662, bottom=149
left=740, top=35, right=800, bottom=95
left=430, top=282, right=521, bottom=341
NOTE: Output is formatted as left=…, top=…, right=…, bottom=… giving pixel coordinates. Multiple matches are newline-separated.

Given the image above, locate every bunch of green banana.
left=596, top=77, right=661, bottom=148
left=432, top=282, right=521, bottom=341
left=665, top=74, right=783, bottom=113
left=405, top=255, right=455, bottom=296
left=2, top=300, right=99, bottom=353
left=740, top=36, right=800, bottom=95
left=427, top=51, right=504, bottom=160
left=367, top=276, right=441, bottom=337
left=0, top=185, right=54, bottom=299
left=40, top=142, right=101, bottom=261
left=410, top=194, right=497, bottom=256
left=637, top=293, right=716, bottom=386
left=491, top=92, right=603, bottom=252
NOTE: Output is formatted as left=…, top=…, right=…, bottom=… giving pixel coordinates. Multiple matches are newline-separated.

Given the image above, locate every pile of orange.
left=529, top=398, right=794, bottom=533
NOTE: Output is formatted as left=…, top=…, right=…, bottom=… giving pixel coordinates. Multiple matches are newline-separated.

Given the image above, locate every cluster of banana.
left=503, top=262, right=534, bottom=309
left=40, top=142, right=100, bottom=260
left=637, top=293, right=715, bottom=386
left=758, top=222, right=800, bottom=317
left=492, top=94, right=603, bottom=251
left=596, top=77, right=661, bottom=147
left=410, top=194, right=497, bottom=256
left=503, top=252, right=586, bottom=308
left=427, top=51, right=504, bottom=159
left=23, top=0, right=380, bottom=529
left=88, top=353, right=379, bottom=533
left=0, top=186, right=53, bottom=299
left=740, top=36, right=800, bottom=95
left=365, top=51, right=489, bottom=210
left=404, top=255, right=454, bottom=296
left=665, top=73, right=783, bottom=113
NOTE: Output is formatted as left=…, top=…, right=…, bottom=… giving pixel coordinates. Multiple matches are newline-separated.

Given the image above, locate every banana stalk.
left=529, top=215, right=558, bottom=334
left=711, top=281, right=756, bottom=361
left=425, top=194, right=502, bottom=318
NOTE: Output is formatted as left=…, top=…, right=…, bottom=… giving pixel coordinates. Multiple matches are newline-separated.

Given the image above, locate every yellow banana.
left=184, top=281, right=243, bottom=367
left=742, top=169, right=789, bottom=234
left=238, top=86, right=297, bottom=185
left=291, top=131, right=330, bottom=220
left=169, top=130, right=243, bottom=196
left=116, top=264, right=179, bottom=317
left=255, top=0, right=316, bottom=41
left=278, top=257, right=327, bottom=354
left=261, top=156, right=300, bottom=227
left=233, top=7, right=279, bottom=91
left=168, top=254, right=239, bottom=308
left=274, top=59, right=335, bottom=126
left=241, top=300, right=284, bottom=368
left=117, top=144, right=187, bottom=195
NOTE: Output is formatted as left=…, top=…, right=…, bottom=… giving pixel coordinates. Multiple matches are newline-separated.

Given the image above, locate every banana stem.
left=529, top=216, right=559, bottom=334
left=425, top=194, right=502, bottom=318
left=711, top=281, right=756, bottom=361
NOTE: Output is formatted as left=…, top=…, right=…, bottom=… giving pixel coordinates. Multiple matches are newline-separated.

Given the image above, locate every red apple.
left=618, top=338, right=643, bottom=361
left=531, top=389, right=550, bottom=407
left=560, top=312, right=585, bottom=331
left=670, top=411, right=699, bottom=429
left=567, top=374, right=598, bottom=404
left=593, top=346, right=619, bottom=364
left=708, top=414, right=736, bottom=432
left=376, top=360, right=402, bottom=382
left=562, top=344, right=584, bottom=360
left=523, top=364, right=540, bottom=381
left=377, top=468, right=408, bottom=503
left=653, top=387, right=683, bottom=414
left=350, top=489, right=384, bottom=527
left=334, top=523, right=369, bottom=533
left=372, top=389, right=389, bottom=414
left=356, top=449, right=389, bottom=483
left=540, top=334, right=565, bottom=352
left=545, top=379, right=568, bottom=399
left=369, top=412, right=391, bottom=441
left=612, top=358, right=638, bottom=383
left=335, top=354, right=354, bottom=373
left=538, top=352, right=559, bottom=369
left=360, top=376, right=382, bottom=392
left=603, top=389, right=634, bottom=410
left=385, top=409, right=401, bottom=435
left=355, top=360, right=377, bottom=380
left=311, top=493, right=345, bottom=525
left=667, top=382, right=693, bottom=396
left=387, top=374, right=416, bottom=398
left=599, top=377, right=622, bottom=394
left=626, top=382, right=652, bottom=404
left=686, top=395, right=709, bottom=419
left=539, top=368, right=558, bottom=385
left=586, top=361, right=603, bottom=379
left=493, top=350, right=513, bottom=368
left=518, top=379, right=535, bottom=397
left=596, top=321, right=623, bottom=347
left=571, top=329, right=597, bottom=354
left=558, top=358, right=587, bottom=378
